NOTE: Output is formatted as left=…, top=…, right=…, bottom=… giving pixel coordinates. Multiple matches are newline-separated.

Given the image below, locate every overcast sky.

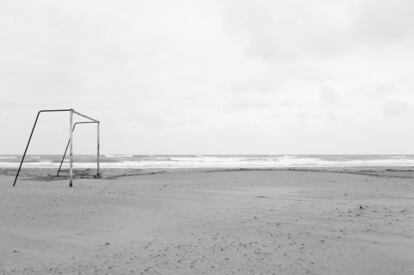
left=1, top=0, right=413, bottom=154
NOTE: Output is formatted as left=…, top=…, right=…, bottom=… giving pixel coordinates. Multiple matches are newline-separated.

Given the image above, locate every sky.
left=0, top=0, right=413, bottom=154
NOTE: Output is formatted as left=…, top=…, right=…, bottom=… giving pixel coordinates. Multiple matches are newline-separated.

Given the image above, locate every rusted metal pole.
left=69, top=110, right=73, bottom=187
left=97, top=122, right=100, bottom=177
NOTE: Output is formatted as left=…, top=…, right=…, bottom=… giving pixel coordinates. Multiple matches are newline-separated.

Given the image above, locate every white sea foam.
left=104, top=154, right=134, bottom=158
left=1, top=155, right=414, bottom=169
left=0, top=156, right=17, bottom=160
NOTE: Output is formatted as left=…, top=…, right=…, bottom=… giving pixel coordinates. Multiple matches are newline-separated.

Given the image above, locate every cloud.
left=382, top=100, right=410, bottom=118
left=221, top=0, right=350, bottom=62
left=350, top=0, right=414, bottom=43
left=1, top=0, right=414, bottom=154
left=223, top=94, right=271, bottom=111
left=373, top=83, right=398, bottom=95
left=221, top=0, right=414, bottom=63
left=320, top=86, right=339, bottom=104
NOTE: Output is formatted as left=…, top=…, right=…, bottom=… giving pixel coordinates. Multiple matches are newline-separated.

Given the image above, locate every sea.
left=1, top=155, right=414, bottom=169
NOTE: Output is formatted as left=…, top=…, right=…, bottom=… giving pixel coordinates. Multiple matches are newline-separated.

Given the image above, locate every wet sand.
left=0, top=168, right=413, bottom=274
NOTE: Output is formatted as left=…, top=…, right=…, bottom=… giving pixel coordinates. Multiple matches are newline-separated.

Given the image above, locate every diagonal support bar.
left=72, top=109, right=99, bottom=123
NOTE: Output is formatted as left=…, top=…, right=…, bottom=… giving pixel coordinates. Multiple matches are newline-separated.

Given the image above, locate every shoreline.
left=3, top=166, right=414, bottom=182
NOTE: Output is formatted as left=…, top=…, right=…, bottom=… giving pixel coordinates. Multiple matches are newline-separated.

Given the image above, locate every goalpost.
left=13, top=108, right=100, bottom=187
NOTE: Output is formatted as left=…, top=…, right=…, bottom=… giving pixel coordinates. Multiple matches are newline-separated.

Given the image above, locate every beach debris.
left=353, top=204, right=368, bottom=216
left=144, top=239, right=155, bottom=249
left=105, top=242, right=111, bottom=246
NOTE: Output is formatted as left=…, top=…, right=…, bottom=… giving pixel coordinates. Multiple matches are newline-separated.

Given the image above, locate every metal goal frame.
left=13, top=108, right=100, bottom=187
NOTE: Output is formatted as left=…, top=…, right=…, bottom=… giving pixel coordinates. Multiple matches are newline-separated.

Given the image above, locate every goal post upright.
left=97, top=121, right=100, bottom=176
left=69, top=109, right=73, bottom=187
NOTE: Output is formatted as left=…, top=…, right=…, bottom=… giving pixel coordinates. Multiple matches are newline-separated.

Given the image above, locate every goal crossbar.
left=13, top=108, right=100, bottom=187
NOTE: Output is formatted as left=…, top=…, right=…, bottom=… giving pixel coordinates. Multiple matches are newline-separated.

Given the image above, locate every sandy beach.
left=0, top=168, right=413, bottom=274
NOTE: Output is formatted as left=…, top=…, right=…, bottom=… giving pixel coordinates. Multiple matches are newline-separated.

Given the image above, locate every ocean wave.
left=104, top=154, right=134, bottom=158
left=0, top=156, right=17, bottom=160
left=1, top=155, right=413, bottom=169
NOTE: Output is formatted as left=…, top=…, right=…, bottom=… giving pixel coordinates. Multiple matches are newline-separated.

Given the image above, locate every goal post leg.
left=69, top=110, right=73, bottom=187
left=97, top=122, right=101, bottom=177
left=13, top=111, right=42, bottom=187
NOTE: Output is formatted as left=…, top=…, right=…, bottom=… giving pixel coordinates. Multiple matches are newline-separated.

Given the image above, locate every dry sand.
left=0, top=168, right=413, bottom=274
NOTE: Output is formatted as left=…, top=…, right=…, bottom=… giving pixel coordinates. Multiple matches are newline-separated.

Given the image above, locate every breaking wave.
left=0, top=155, right=414, bottom=169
